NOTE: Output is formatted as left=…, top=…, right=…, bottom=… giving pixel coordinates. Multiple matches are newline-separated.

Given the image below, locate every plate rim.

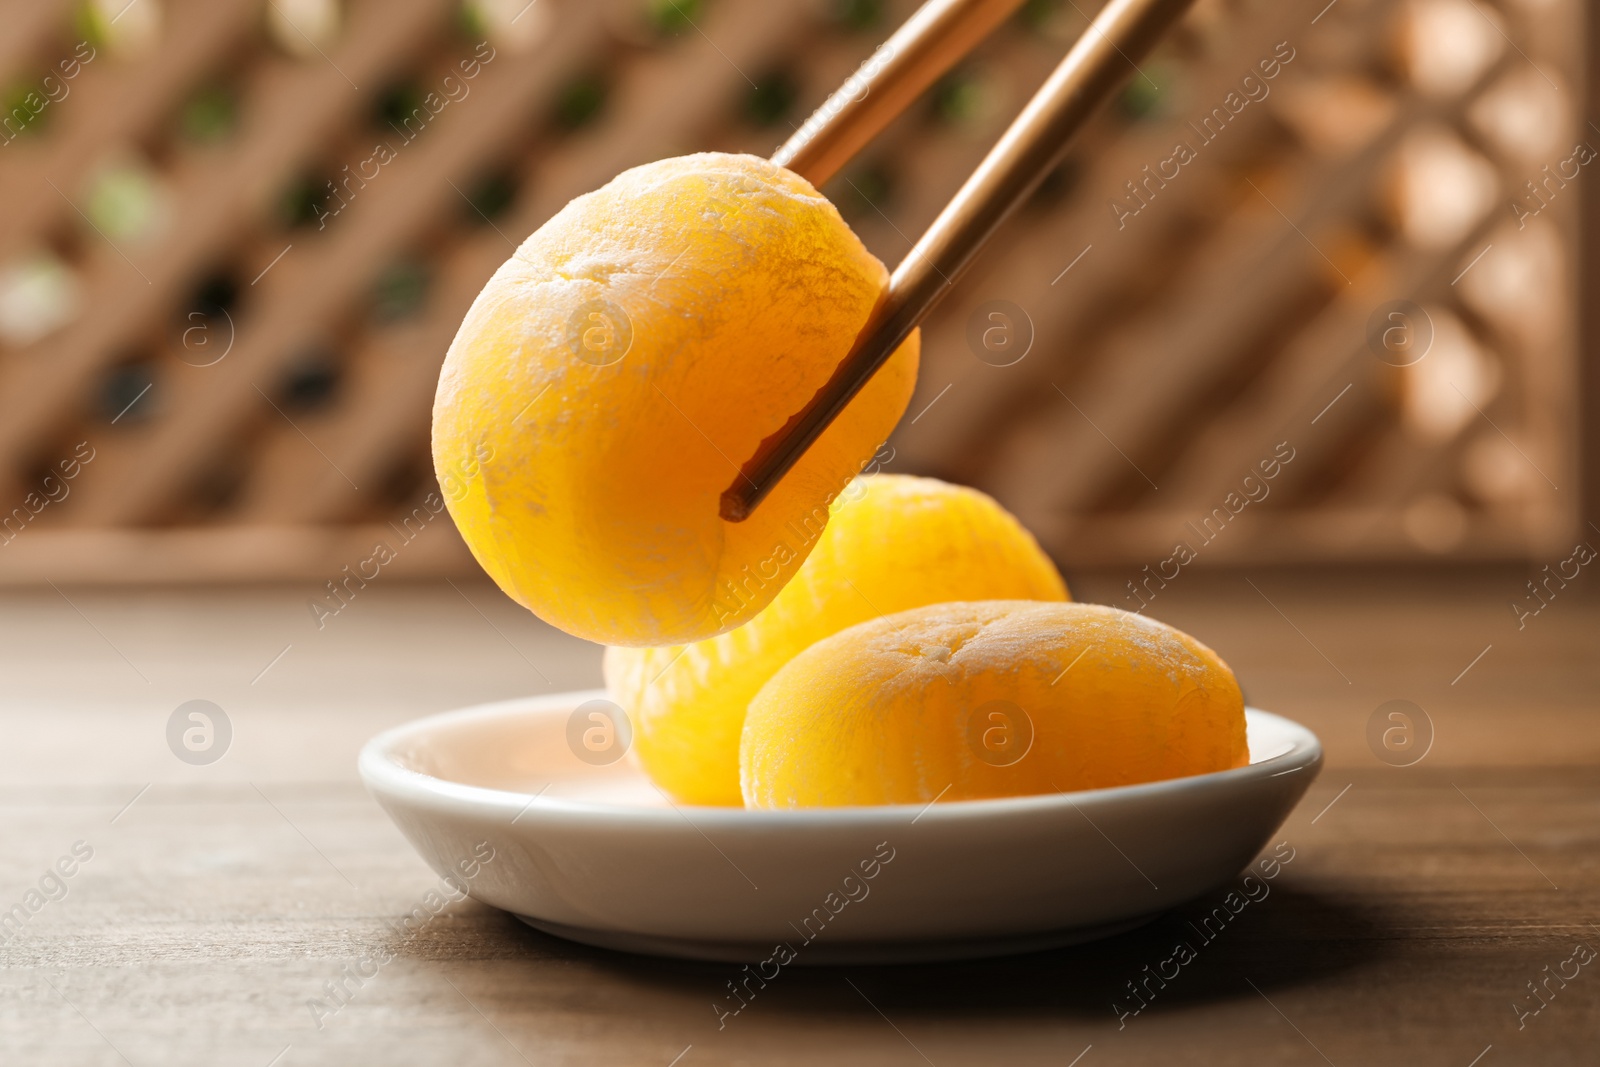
left=359, top=689, right=1324, bottom=828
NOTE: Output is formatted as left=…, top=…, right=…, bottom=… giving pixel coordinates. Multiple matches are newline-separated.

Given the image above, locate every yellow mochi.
left=605, top=474, right=1068, bottom=806
left=432, top=152, right=919, bottom=646
left=741, top=600, right=1249, bottom=808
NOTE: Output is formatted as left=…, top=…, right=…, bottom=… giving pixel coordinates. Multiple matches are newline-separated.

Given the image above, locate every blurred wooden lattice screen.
left=876, top=0, right=1584, bottom=569
left=0, top=0, right=1584, bottom=584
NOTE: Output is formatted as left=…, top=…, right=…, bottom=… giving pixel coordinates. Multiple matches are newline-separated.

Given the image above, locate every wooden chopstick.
left=722, top=0, right=1199, bottom=522
left=773, top=0, right=1027, bottom=188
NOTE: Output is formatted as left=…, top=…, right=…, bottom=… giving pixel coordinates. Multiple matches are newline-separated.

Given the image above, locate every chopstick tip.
left=719, top=486, right=753, bottom=523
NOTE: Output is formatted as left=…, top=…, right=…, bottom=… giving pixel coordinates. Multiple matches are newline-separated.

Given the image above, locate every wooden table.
left=2, top=567, right=1596, bottom=1065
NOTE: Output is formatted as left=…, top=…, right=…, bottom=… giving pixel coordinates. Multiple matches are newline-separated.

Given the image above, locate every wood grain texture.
left=0, top=568, right=1596, bottom=1065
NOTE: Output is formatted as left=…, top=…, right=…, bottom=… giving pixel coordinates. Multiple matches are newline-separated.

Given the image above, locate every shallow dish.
left=359, top=690, right=1321, bottom=963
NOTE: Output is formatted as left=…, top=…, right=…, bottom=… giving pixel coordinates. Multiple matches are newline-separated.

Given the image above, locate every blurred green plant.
left=180, top=85, right=238, bottom=144
left=85, top=161, right=167, bottom=243
left=931, top=68, right=988, bottom=125
left=829, top=0, right=884, bottom=31
left=834, top=161, right=894, bottom=220
left=280, top=174, right=332, bottom=229
left=646, top=0, right=703, bottom=38
left=1119, top=62, right=1177, bottom=120
left=77, top=0, right=162, bottom=57
left=554, top=73, right=608, bottom=131
left=3, top=83, right=51, bottom=138
left=456, top=0, right=491, bottom=40
left=73, top=1, right=111, bottom=51
left=371, top=261, right=431, bottom=322
left=375, top=81, right=427, bottom=132
left=1017, top=0, right=1063, bottom=33
left=744, top=69, right=799, bottom=128
left=460, top=169, right=518, bottom=224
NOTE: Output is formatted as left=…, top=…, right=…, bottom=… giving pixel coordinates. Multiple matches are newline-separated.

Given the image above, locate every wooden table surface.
left=2, top=567, right=1596, bottom=1065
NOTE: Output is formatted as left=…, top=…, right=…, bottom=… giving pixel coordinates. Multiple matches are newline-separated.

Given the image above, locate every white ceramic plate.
left=360, top=690, right=1321, bottom=963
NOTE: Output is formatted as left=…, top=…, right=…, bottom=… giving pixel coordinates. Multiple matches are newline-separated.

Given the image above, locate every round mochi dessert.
left=740, top=600, right=1249, bottom=808
left=606, top=474, right=1069, bottom=805
left=433, top=152, right=920, bottom=646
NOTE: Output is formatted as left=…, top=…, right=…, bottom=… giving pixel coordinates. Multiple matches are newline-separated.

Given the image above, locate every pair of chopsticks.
left=720, top=0, right=1198, bottom=521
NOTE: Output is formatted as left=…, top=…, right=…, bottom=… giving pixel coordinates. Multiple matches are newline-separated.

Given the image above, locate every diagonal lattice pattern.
left=0, top=0, right=1582, bottom=582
